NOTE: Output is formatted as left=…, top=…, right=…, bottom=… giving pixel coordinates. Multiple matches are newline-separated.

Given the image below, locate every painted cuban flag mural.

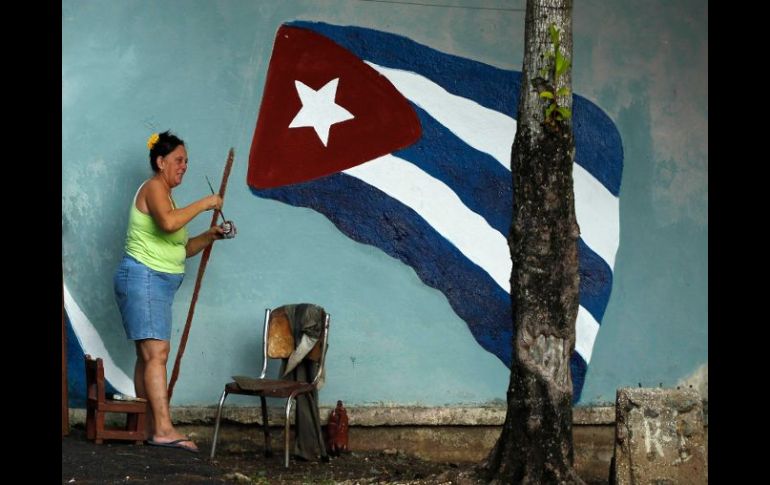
left=248, top=22, right=623, bottom=402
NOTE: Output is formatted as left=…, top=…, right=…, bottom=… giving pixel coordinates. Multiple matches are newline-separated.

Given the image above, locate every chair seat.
left=87, top=398, right=148, bottom=414
left=227, top=377, right=314, bottom=398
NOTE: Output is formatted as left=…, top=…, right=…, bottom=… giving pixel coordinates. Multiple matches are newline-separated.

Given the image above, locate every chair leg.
left=135, top=411, right=147, bottom=444
left=210, top=388, right=229, bottom=459
left=260, top=396, right=273, bottom=457
left=126, top=412, right=145, bottom=444
left=284, top=397, right=295, bottom=468
left=86, top=406, right=96, bottom=440
left=94, top=411, right=105, bottom=444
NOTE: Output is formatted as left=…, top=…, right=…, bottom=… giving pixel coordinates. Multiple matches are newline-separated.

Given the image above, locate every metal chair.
left=210, top=307, right=330, bottom=467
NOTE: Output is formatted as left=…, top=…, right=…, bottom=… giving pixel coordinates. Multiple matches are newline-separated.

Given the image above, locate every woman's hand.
left=203, top=194, right=223, bottom=211
left=208, top=224, right=226, bottom=241
left=186, top=225, right=226, bottom=257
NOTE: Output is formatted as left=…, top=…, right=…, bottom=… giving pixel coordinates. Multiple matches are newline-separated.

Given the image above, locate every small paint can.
left=221, top=220, right=237, bottom=239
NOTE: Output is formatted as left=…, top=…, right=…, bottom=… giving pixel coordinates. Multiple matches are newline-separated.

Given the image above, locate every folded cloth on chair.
left=284, top=333, right=318, bottom=377
left=280, top=304, right=326, bottom=388
left=277, top=303, right=328, bottom=460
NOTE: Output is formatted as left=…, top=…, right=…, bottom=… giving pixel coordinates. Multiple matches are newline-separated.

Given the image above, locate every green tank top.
left=124, top=184, right=188, bottom=274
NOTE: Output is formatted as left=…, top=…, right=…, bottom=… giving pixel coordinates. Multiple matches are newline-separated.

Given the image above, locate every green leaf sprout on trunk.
left=532, top=24, right=572, bottom=128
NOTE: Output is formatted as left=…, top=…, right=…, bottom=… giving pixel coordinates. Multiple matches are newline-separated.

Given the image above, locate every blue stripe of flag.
left=577, top=239, right=613, bottom=323
left=570, top=353, right=588, bottom=402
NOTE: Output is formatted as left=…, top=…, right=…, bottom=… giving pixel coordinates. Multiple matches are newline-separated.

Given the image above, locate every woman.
left=113, top=131, right=227, bottom=453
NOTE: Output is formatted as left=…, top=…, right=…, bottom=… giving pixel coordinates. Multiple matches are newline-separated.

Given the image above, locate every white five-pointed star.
left=288, top=78, right=354, bottom=146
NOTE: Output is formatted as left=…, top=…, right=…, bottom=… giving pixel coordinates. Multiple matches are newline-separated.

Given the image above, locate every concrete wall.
left=63, top=0, right=707, bottom=409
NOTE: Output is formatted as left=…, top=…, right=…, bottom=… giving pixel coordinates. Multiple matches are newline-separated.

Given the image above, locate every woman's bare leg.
left=136, top=338, right=198, bottom=451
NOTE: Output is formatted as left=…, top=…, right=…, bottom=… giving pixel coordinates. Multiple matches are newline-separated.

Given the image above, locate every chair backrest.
left=266, top=307, right=295, bottom=359
left=84, top=354, right=105, bottom=404
left=260, top=306, right=330, bottom=385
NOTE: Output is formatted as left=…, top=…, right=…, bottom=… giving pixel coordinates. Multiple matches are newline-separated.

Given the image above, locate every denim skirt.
left=113, top=254, right=184, bottom=341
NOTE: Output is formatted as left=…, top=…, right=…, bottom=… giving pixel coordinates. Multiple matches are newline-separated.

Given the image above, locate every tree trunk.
left=484, top=0, right=583, bottom=483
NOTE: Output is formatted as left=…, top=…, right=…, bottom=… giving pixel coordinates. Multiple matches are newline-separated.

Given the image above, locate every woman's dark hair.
left=149, top=131, right=185, bottom=172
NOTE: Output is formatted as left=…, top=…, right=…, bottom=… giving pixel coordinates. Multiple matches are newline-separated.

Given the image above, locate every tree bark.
left=484, top=0, right=583, bottom=483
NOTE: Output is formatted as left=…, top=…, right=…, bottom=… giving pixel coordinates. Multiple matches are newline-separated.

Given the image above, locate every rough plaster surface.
left=676, top=362, right=708, bottom=401
left=576, top=0, right=707, bottom=227
left=614, top=388, right=707, bottom=485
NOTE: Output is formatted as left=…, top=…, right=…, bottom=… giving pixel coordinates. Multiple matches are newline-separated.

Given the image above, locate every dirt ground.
left=62, top=426, right=485, bottom=484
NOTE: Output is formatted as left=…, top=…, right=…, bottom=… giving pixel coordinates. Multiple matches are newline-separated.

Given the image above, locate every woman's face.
left=158, top=145, right=188, bottom=188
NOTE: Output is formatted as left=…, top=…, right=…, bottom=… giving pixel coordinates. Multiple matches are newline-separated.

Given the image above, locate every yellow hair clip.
left=147, top=133, right=160, bottom=150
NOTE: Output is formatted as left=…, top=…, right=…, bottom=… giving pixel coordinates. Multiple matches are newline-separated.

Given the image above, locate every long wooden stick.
left=168, top=148, right=235, bottom=401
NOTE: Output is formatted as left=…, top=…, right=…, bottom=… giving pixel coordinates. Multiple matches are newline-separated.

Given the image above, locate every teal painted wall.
left=62, top=0, right=707, bottom=406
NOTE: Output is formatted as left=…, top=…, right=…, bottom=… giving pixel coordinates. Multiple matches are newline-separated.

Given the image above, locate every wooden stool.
left=84, top=355, right=147, bottom=444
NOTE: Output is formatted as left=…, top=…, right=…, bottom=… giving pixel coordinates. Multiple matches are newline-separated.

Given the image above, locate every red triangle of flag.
left=247, top=25, right=421, bottom=189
